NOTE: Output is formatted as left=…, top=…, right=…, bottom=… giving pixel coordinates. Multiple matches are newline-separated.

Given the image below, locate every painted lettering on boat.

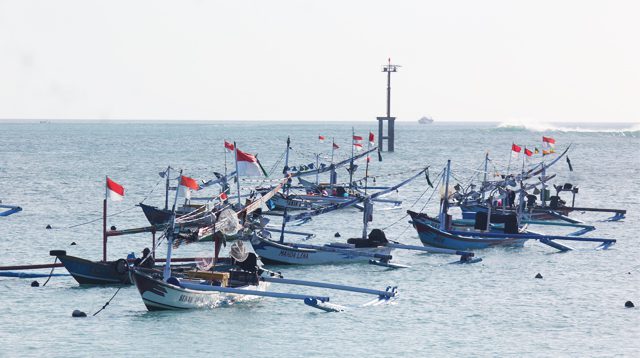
left=278, top=250, right=309, bottom=259
left=178, top=294, right=208, bottom=304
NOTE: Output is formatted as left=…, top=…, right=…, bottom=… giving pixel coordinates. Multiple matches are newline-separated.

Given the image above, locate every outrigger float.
left=0, top=202, right=22, bottom=217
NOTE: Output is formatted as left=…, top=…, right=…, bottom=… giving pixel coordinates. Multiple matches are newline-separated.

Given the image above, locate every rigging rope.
left=41, top=256, right=58, bottom=287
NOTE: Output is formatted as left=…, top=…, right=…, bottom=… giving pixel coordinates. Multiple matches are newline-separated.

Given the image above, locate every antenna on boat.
left=234, top=142, right=241, bottom=205
left=164, top=166, right=170, bottom=210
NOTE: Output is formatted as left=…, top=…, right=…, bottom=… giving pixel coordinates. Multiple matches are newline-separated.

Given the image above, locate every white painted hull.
left=250, top=236, right=392, bottom=265
left=132, top=270, right=268, bottom=311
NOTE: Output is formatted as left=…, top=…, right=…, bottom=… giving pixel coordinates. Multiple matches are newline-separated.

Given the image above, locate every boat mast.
left=361, top=198, right=372, bottom=239
left=330, top=137, right=336, bottom=190
left=349, top=128, right=355, bottom=190
left=279, top=137, right=291, bottom=243
left=164, top=166, right=170, bottom=210
left=439, top=160, right=451, bottom=231
left=163, top=169, right=183, bottom=281
left=234, top=142, right=241, bottom=205
left=364, top=132, right=371, bottom=195
left=315, top=153, right=320, bottom=186
left=103, top=176, right=108, bottom=262
left=481, top=152, right=488, bottom=202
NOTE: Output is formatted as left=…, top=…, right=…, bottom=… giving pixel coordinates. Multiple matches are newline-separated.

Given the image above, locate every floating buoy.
left=72, top=310, right=87, bottom=317
left=625, top=301, right=634, bottom=308
left=31, top=280, right=40, bottom=287
left=70, top=242, right=77, bottom=246
left=45, top=225, right=52, bottom=229
left=110, top=225, right=116, bottom=231
left=535, top=273, right=543, bottom=279
left=334, top=232, right=341, bottom=237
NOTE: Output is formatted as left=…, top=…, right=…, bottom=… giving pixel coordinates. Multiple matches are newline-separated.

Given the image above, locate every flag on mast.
left=353, top=135, right=363, bottom=151
left=224, top=141, right=235, bottom=153
left=106, top=177, right=124, bottom=201
left=333, top=142, right=340, bottom=150
left=368, top=132, right=375, bottom=146
left=511, top=143, right=522, bottom=159
left=542, top=136, right=556, bottom=155
left=179, top=175, right=199, bottom=199
left=318, top=135, right=325, bottom=143
left=524, top=148, right=533, bottom=157
left=236, top=147, right=266, bottom=177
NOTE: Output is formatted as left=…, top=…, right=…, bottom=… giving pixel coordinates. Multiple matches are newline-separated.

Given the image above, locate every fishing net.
left=217, top=208, right=240, bottom=236
left=229, top=241, right=249, bottom=262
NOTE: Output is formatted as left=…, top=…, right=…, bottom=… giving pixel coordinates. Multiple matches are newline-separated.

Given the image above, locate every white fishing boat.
left=418, top=116, right=434, bottom=124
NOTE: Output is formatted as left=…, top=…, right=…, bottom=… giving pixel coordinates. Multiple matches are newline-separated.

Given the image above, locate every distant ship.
left=418, top=116, right=434, bottom=124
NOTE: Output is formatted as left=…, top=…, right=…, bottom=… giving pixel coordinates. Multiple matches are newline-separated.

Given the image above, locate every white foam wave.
left=497, top=120, right=640, bottom=134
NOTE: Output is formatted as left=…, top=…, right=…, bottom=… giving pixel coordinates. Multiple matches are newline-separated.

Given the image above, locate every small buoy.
left=535, top=273, right=543, bottom=279
left=625, top=301, right=635, bottom=308
left=110, top=225, right=116, bottom=231
left=72, top=310, right=87, bottom=317
left=334, top=232, right=341, bottom=237
left=31, top=280, right=40, bottom=287
left=70, top=242, right=77, bottom=246
left=45, top=224, right=52, bottom=229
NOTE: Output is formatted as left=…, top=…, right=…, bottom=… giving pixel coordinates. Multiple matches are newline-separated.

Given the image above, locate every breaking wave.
left=496, top=120, right=640, bottom=135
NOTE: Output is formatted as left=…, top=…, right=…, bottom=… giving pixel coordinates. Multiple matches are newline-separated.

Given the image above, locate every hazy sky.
left=0, top=0, right=638, bottom=122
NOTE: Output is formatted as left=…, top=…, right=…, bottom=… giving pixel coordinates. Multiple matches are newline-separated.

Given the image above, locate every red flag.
left=368, top=132, right=375, bottom=145
left=106, top=177, right=124, bottom=201
left=180, top=175, right=199, bottom=190
left=542, top=136, right=555, bottom=144
left=511, top=143, right=522, bottom=153
left=224, top=141, right=235, bottom=152
left=318, top=135, right=325, bottom=143
left=219, top=192, right=228, bottom=201
left=524, top=148, right=533, bottom=157
left=353, top=143, right=363, bottom=151
left=333, top=142, right=340, bottom=150
left=353, top=135, right=363, bottom=141
left=236, top=148, right=265, bottom=177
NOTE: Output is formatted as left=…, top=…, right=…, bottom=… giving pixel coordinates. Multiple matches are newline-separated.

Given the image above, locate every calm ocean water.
left=1, top=121, right=638, bottom=357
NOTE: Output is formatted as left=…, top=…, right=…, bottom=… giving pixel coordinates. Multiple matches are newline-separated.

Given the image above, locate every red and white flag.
left=524, top=148, right=533, bottom=157
left=219, top=192, right=228, bottom=202
left=511, top=143, right=522, bottom=159
left=353, top=135, right=363, bottom=151
left=106, top=177, right=124, bottom=201
left=179, top=175, right=199, bottom=199
left=333, top=142, right=340, bottom=150
left=368, top=132, right=375, bottom=146
left=542, top=136, right=556, bottom=155
left=224, top=141, right=235, bottom=153
left=318, top=135, right=325, bottom=143
left=236, top=147, right=265, bottom=177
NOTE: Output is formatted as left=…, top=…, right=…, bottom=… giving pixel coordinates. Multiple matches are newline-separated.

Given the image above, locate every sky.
left=0, top=0, right=638, bottom=123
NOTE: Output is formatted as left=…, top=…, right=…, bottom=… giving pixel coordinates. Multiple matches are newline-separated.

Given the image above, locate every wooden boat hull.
left=139, top=203, right=173, bottom=226
left=408, top=212, right=527, bottom=251
left=131, top=269, right=267, bottom=311
left=52, top=251, right=131, bottom=285
left=249, top=236, right=392, bottom=265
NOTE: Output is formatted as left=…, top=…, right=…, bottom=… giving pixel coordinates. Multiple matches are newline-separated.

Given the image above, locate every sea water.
left=0, top=121, right=638, bottom=357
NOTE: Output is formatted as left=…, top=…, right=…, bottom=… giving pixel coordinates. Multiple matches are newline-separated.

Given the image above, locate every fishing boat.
left=409, top=160, right=616, bottom=252
left=250, top=167, right=480, bottom=267
left=418, top=116, right=434, bottom=124
left=132, top=189, right=399, bottom=312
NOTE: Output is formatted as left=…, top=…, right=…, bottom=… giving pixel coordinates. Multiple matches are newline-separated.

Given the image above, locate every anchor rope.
left=92, top=285, right=123, bottom=316
left=41, top=256, right=58, bottom=287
